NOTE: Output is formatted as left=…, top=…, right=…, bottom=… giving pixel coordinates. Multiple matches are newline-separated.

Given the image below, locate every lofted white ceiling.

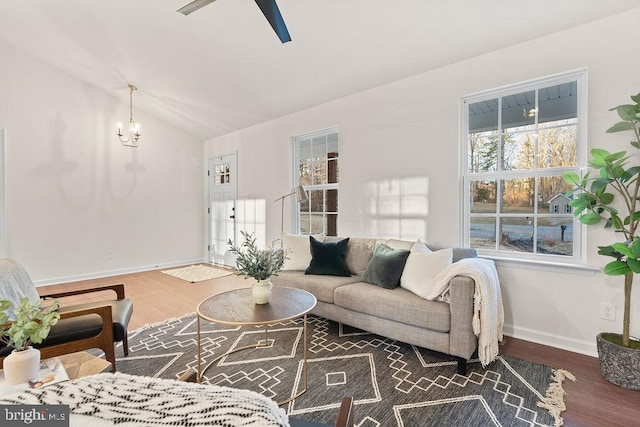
left=0, top=1, right=638, bottom=140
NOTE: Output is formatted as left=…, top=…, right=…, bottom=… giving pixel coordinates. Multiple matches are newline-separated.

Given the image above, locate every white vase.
left=3, top=346, right=41, bottom=385
left=252, top=278, right=272, bottom=304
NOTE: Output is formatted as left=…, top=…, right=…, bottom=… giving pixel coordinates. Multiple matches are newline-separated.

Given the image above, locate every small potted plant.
left=228, top=231, right=287, bottom=304
left=1, top=297, right=60, bottom=384
left=563, top=91, right=640, bottom=389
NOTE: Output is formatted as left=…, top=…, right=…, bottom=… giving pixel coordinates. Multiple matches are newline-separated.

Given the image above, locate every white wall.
left=0, top=40, right=204, bottom=284
left=205, top=9, right=640, bottom=356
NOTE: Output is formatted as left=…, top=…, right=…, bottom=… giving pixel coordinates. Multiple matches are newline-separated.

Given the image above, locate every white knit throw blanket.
left=0, top=372, right=290, bottom=427
left=433, top=257, right=504, bottom=367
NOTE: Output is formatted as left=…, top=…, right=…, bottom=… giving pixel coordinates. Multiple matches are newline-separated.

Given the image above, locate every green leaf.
left=604, top=260, right=631, bottom=275
left=610, top=214, right=624, bottom=230
left=607, top=121, right=634, bottom=133
left=562, top=171, right=580, bottom=186
left=611, top=165, right=626, bottom=179
left=615, top=105, right=639, bottom=121
left=612, top=242, right=635, bottom=258
left=631, top=93, right=640, bottom=104
left=590, top=178, right=610, bottom=193
left=621, top=166, right=640, bottom=182
left=605, top=151, right=627, bottom=162
left=632, top=238, right=640, bottom=257
left=598, top=245, right=621, bottom=258
left=590, top=148, right=611, bottom=165
left=578, top=213, right=602, bottom=225
left=599, top=193, right=615, bottom=205
left=627, top=258, right=640, bottom=274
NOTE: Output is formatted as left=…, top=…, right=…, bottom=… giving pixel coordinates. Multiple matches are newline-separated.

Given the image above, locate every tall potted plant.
left=228, top=231, right=287, bottom=304
left=563, top=92, right=640, bottom=389
left=0, top=298, right=60, bottom=384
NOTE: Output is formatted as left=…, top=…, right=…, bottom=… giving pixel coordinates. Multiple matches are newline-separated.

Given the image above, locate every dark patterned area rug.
left=115, top=313, right=572, bottom=427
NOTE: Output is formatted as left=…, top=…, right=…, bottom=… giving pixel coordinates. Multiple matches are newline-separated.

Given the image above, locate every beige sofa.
left=270, top=237, right=478, bottom=375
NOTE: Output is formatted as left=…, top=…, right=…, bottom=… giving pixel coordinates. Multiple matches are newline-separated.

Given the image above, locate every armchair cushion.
left=56, top=299, right=133, bottom=342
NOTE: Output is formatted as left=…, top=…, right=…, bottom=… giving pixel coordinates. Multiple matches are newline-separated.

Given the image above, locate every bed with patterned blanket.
left=0, top=372, right=290, bottom=426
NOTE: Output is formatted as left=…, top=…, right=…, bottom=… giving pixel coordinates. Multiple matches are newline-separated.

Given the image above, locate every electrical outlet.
left=106, top=250, right=114, bottom=260
left=601, top=302, right=615, bottom=321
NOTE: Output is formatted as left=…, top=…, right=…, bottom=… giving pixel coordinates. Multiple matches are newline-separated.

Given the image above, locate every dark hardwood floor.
left=39, top=267, right=640, bottom=427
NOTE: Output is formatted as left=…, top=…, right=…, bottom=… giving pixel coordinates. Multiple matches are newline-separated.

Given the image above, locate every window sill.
left=481, top=255, right=600, bottom=276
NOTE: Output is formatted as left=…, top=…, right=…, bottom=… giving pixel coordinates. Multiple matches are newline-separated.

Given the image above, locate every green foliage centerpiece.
left=228, top=231, right=287, bottom=304
left=563, top=92, right=640, bottom=389
left=1, top=297, right=60, bottom=384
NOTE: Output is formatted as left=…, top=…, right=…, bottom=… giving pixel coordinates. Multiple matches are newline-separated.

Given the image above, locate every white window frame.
left=293, top=127, right=339, bottom=235
left=461, top=70, right=587, bottom=264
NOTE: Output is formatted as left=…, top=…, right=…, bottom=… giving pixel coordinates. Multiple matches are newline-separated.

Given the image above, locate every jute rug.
left=116, top=314, right=574, bottom=427
left=161, top=264, right=232, bottom=282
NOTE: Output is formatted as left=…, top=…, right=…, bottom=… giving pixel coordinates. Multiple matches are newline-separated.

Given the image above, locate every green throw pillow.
left=363, top=244, right=410, bottom=289
left=305, top=236, right=351, bottom=277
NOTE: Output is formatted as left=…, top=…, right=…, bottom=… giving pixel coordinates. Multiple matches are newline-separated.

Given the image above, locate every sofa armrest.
left=39, top=283, right=126, bottom=300
left=448, top=275, right=477, bottom=359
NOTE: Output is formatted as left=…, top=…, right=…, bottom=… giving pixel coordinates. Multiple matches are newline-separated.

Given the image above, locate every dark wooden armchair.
left=0, top=259, right=133, bottom=372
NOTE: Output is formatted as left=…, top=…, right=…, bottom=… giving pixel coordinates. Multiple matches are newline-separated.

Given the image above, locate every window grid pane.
left=463, top=73, right=583, bottom=261
left=294, top=129, right=339, bottom=235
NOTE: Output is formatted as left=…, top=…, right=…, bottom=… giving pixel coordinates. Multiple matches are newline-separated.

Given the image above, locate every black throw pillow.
left=305, top=236, right=351, bottom=277
left=362, top=244, right=410, bottom=289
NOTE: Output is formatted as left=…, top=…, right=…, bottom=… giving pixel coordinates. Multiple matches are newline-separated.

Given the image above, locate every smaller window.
left=215, top=163, right=230, bottom=185
left=293, top=128, right=339, bottom=236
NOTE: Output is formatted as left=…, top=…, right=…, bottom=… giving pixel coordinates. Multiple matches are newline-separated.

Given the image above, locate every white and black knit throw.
left=0, top=372, right=290, bottom=426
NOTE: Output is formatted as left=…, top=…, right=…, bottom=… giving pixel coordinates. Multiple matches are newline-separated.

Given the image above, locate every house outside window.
left=461, top=70, right=586, bottom=262
left=294, top=128, right=339, bottom=236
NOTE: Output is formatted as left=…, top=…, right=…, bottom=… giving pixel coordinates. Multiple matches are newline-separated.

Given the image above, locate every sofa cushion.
left=384, top=239, right=414, bottom=251
left=324, top=237, right=381, bottom=276
left=346, top=238, right=377, bottom=275
left=400, top=248, right=453, bottom=298
left=362, top=244, right=410, bottom=289
left=271, top=271, right=360, bottom=304
left=305, top=237, right=350, bottom=277
left=281, top=233, right=324, bottom=271
left=334, top=282, right=451, bottom=332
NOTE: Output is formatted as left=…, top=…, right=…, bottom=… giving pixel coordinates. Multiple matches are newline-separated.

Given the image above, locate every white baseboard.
left=33, top=258, right=206, bottom=287
left=503, top=322, right=598, bottom=357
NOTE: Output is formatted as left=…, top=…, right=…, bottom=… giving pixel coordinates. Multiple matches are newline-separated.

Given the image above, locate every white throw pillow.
left=410, top=239, right=432, bottom=254
left=400, top=248, right=453, bottom=299
left=281, top=233, right=324, bottom=271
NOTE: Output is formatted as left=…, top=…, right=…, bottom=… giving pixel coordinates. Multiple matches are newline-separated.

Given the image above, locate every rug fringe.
left=537, top=368, right=576, bottom=427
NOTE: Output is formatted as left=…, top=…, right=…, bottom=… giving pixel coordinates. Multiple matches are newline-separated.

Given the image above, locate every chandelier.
left=117, top=84, right=141, bottom=147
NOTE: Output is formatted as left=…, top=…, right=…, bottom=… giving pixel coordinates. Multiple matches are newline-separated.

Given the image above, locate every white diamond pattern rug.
left=116, top=314, right=574, bottom=427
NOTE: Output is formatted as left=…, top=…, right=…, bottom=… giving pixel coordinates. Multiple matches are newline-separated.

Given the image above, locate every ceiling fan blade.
left=177, top=0, right=217, bottom=16
left=254, top=0, right=292, bottom=43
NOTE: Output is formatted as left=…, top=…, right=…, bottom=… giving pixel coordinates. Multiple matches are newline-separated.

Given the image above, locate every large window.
left=462, top=71, right=586, bottom=262
left=294, top=128, right=339, bottom=236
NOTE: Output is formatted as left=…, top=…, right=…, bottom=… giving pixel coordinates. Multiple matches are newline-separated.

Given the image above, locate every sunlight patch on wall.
left=361, top=177, right=429, bottom=240
left=235, top=198, right=267, bottom=247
